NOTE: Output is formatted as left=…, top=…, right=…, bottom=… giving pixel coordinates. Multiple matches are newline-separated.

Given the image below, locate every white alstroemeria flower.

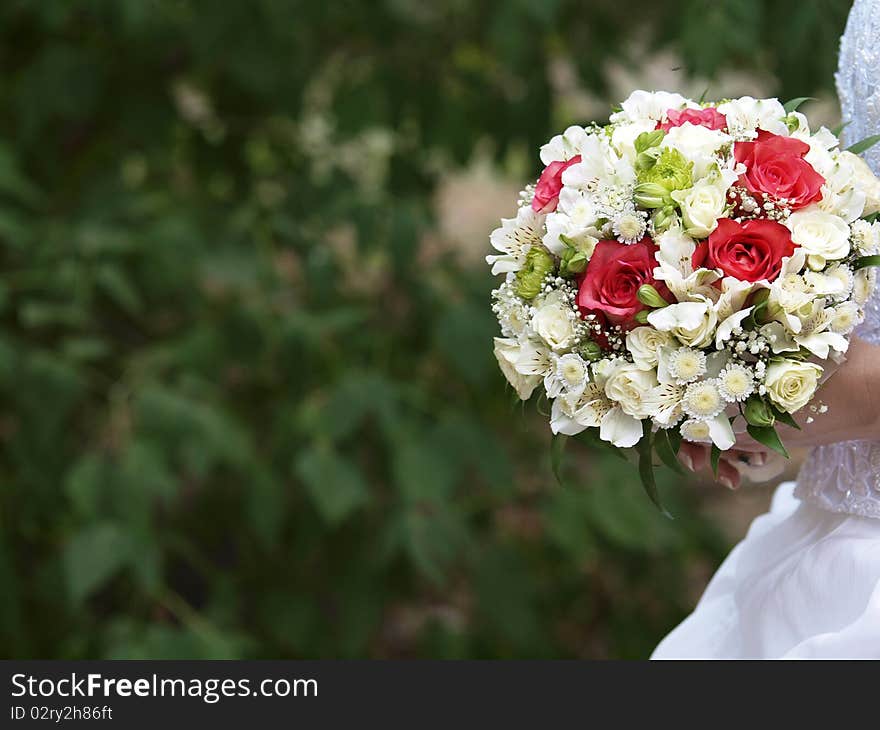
left=714, top=306, right=754, bottom=349
left=824, top=263, right=855, bottom=298
left=487, top=206, right=545, bottom=275
left=544, top=353, right=590, bottom=400
left=804, top=269, right=847, bottom=299
left=561, top=134, right=630, bottom=190
left=647, top=297, right=718, bottom=348
left=786, top=208, right=851, bottom=269
left=671, top=166, right=736, bottom=238
left=715, top=277, right=754, bottom=321
left=787, top=111, right=811, bottom=138
left=764, top=359, right=823, bottom=414
left=791, top=300, right=849, bottom=358
left=763, top=249, right=810, bottom=332
left=646, top=382, right=685, bottom=428
left=717, top=96, right=788, bottom=139
left=760, top=321, right=799, bottom=354
left=652, top=227, right=721, bottom=302
left=540, top=125, right=592, bottom=165
left=494, top=338, right=542, bottom=400
left=626, top=326, right=673, bottom=370
left=610, top=90, right=690, bottom=124
left=662, top=123, right=731, bottom=179
left=512, top=338, right=553, bottom=377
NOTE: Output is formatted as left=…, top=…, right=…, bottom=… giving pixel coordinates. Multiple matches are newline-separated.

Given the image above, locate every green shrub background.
left=0, top=0, right=850, bottom=658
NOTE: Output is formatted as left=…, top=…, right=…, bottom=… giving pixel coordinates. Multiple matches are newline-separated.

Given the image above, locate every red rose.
left=706, top=218, right=795, bottom=282
left=577, top=238, right=671, bottom=328
left=531, top=155, right=581, bottom=213
left=734, top=131, right=824, bottom=210
left=657, top=107, right=727, bottom=132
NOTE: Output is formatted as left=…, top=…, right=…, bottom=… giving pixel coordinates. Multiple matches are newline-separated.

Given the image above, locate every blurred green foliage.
left=0, top=0, right=848, bottom=658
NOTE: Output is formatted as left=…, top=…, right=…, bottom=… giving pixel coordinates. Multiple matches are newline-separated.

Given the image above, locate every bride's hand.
left=677, top=442, right=780, bottom=490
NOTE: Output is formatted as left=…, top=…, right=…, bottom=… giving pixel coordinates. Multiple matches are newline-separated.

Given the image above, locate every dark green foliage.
left=0, top=0, right=846, bottom=658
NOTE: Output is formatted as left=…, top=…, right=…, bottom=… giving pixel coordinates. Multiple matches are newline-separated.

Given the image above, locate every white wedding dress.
left=653, top=0, right=880, bottom=659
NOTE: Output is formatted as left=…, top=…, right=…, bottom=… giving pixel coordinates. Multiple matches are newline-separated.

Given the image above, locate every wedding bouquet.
left=489, top=91, right=880, bottom=508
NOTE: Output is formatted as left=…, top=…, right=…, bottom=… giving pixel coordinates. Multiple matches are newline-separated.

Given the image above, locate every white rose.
left=646, top=299, right=718, bottom=348
left=494, top=338, right=541, bottom=400
left=603, top=363, right=657, bottom=419
left=786, top=208, right=850, bottom=269
left=671, top=176, right=730, bottom=238
left=625, top=326, right=673, bottom=370
left=840, top=151, right=880, bottom=216
left=764, top=359, right=823, bottom=413
left=531, top=294, right=577, bottom=351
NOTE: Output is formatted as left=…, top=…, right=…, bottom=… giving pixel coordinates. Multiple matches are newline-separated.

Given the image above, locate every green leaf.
left=295, top=445, right=368, bottom=525
left=551, top=433, right=568, bottom=486
left=746, top=424, right=790, bottom=459
left=847, top=134, right=880, bottom=155
left=783, top=97, right=814, bottom=113
left=831, top=120, right=851, bottom=137
left=637, top=421, right=671, bottom=518
left=654, top=428, right=684, bottom=475
left=64, top=523, right=132, bottom=604
left=772, top=407, right=801, bottom=431
left=854, top=255, right=880, bottom=270
left=710, top=445, right=721, bottom=477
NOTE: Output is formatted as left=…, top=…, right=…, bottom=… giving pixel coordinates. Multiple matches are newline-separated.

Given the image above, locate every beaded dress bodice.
left=795, top=0, right=880, bottom=518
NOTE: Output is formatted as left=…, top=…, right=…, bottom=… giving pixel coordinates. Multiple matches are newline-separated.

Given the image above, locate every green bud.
left=651, top=205, right=677, bottom=234
left=514, top=247, right=555, bottom=300
left=744, top=396, right=776, bottom=428
left=634, top=182, right=671, bottom=209
left=634, top=309, right=650, bottom=324
left=560, top=248, right=587, bottom=276
left=634, top=130, right=666, bottom=154
left=637, top=284, right=668, bottom=309
left=580, top=340, right=604, bottom=361
left=637, top=147, right=693, bottom=194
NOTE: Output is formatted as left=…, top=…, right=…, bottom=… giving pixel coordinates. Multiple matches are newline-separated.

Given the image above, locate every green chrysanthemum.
left=635, top=148, right=693, bottom=208
left=514, top=247, right=555, bottom=300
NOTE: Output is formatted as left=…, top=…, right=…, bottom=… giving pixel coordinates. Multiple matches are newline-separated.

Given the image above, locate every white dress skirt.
left=652, top=482, right=880, bottom=659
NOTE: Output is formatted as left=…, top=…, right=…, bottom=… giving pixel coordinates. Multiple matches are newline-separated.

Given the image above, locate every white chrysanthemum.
left=545, top=353, right=590, bottom=399
left=612, top=209, right=647, bottom=244
left=666, top=347, right=707, bottom=384
left=821, top=264, right=854, bottom=300
left=830, top=301, right=861, bottom=334
left=854, top=268, right=877, bottom=305
left=717, top=363, right=755, bottom=403
left=851, top=219, right=879, bottom=255
left=680, top=418, right=712, bottom=444
left=682, top=379, right=725, bottom=419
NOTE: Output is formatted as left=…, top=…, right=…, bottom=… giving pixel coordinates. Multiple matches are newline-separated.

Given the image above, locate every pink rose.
left=657, top=107, right=727, bottom=132
left=531, top=155, right=581, bottom=213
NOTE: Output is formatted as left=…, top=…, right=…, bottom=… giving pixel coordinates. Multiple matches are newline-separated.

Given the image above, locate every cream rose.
left=840, top=151, right=880, bottom=216
left=764, top=359, right=823, bottom=413
left=625, top=326, right=672, bottom=370
left=603, top=362, right=657, bottom=419
left=531, top=293, right=577, bottom=351
left=786, top=208, right=851, bottom=270
left=672, top=177, right=730, bottom=238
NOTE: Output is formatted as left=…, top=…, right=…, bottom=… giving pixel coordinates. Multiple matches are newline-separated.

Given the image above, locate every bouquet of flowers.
left=489, top=91, right=880, bottom=509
